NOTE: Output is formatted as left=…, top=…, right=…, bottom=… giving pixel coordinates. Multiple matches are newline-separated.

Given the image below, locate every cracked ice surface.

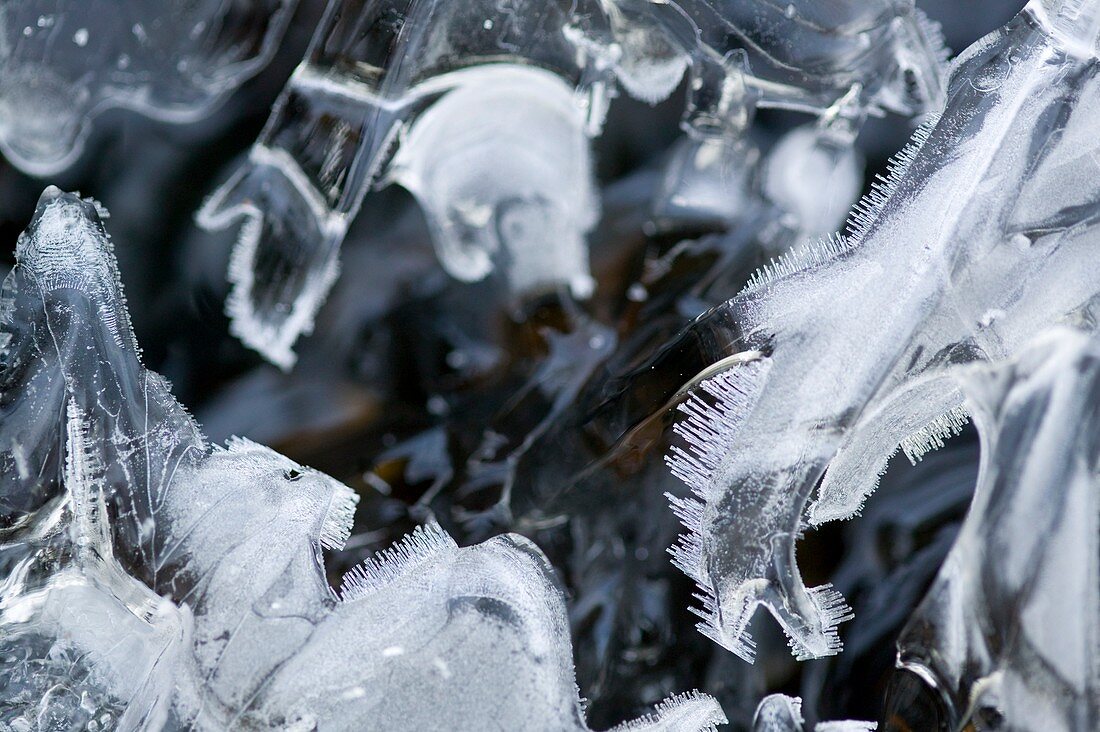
left=665, top=0, right=1100, bottom=662
left=0, top=189, right=726, bottom=731
left=0, top=0, right=296, bottom=176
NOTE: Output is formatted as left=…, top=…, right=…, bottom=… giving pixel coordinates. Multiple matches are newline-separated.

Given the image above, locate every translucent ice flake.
left=1, top=188, right=725, bottom=730
left=0, top=0, right=295, bottom=176
left=890, top=328, right=1100, bottom=732
left=751, top=695, right=875, bottom=732
left=198, top=0, right=611, bottom=368
left=665, top=4, right=1100, bottom=663
left=388, top=66, right=598, bottom=298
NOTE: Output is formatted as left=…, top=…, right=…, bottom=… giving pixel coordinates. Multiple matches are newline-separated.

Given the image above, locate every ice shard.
left=888, top=327, right=1100, bottom=732
left=197, top=0, right=611, bottom=368
left=0, top=189, right=725, bottom=730
left=0, top=0, right=295, bottom=176
left=665, top=0, right=1100, bottom=662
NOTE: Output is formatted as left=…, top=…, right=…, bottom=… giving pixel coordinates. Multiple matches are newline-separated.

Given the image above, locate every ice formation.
left=612, top=0, right=947, bottom=230
left=0, top=189, right=728, bottom=730
left=666, top=0, right=1100, bottom=662
left=0, top=0, right=295, bottom=176
left=890, top=328, right=1100, bottom=731
left=197, top=0, right=611, bottom=368
left=198, top=0, right=949, bottom=367
left=751, top=695, right=875, bottom=732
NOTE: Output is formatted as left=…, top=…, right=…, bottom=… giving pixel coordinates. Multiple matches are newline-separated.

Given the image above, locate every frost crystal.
left=665, top=0, right=1100, bottom=662
left=891, top=328, right=1100, bottom=731
left=0, top=189, right=726, bottom=730
left=0, top=0, right=295, bottom=176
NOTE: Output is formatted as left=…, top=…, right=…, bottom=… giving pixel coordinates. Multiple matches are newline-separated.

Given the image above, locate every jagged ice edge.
left=607, top=690, right=728, bottom=731
left=338, top=522, right=457, bottom=602
left=664, top=359, right=770, bottom=662
left=899, top=405, right=969, bottom=465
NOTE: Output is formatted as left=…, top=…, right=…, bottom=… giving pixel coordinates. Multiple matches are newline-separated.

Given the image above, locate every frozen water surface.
left=0, top=190, right=726, bottom=730
left=1, top=1, right=1097, bottom=729
left=0, top=0, right=296, bottom=175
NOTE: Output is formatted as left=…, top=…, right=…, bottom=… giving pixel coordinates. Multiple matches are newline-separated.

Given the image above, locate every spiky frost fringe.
left=914, top=8, right=952, bottom=68
left=741, top=114, right=941, bottom=296
left=696, top=590, right=759, bottom=663
left=339, top=522, right=457, bottom=602
left=319, top=483, right=359, bottom=551
left=608, top=690, right=728, bottom=732
left=787, top=584, right=853, bottom=661
left=664, top=360, right=769, bottom=661
left=741, top=233, right=855, bottom=296
left=815, top=722, right=879, bottom=731
left=845, top=114, right=940, bottom=243
left=665, top=362, right=770, bottom=496
left=900, top=405, right=969, bottom=465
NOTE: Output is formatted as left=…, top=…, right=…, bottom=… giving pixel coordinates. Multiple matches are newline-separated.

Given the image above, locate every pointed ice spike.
left=667, top=4, right=1100, bottom=662
left=892, top=328, right=1100, bottom=730
left=0, top=0, right=296, bottom=176
left=0, top=188, right=204, bottom=547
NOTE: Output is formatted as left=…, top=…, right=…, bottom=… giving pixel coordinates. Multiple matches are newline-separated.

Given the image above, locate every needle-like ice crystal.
left=0, top=0, right=295, bottom=176
left=0, top=189, right=727, bottom=730
left=665, top=0, right=1100, bottom=662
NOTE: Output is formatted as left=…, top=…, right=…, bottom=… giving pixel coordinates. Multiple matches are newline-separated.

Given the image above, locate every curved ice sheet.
left=0, top=0, right=295, bottom=176
left=665, top=1, right=1100, bottom=662
left=890, top=328, right=1100, bottom=731
left=0, top=189, right=725, bottom=731
left=198, top=0, right=610, bottom=368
